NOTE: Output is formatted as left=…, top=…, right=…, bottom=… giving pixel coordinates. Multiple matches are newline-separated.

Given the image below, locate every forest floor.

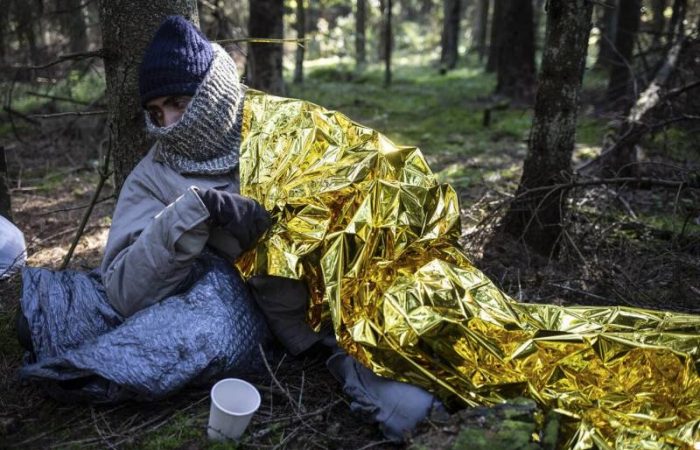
left=1, top=55, right=699, bottom=449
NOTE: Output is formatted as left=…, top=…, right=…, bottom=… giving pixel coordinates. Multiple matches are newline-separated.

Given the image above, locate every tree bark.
left=605, top=0, right=641, bottom=110
left=356, top=0, right=366, bottom=70
left=0, top=0, right=8, bottom=63
left=440, top=0, right=461, bottom=70
left=650, top=0, right=666, bottom=44
left=471, top=0, right=489, bottom=61
left=247, top=0, right=285, bottom=96
left=13, top=0, right=44, bottom=63
left=495, top=0, right=536, bottom=102
left=378, top=0, right=387, bottom=61
left=584, top=10, right=688, bottom=177
left=99, top=0, right=199, bottom=192
left=667, top=0, right=687, bottom=42
left=0, top=147, right=11, bottom=221
left=384, top=0, right=392, bottom=87
left=485, top=0, right=503, bottom=72
left=594, top=0, right=619, bottom=69
left=500, top=0, right=594, bottom=256
left=58, top=0, right=88, bottom=53
left=293, top=0, right=305, bottom=84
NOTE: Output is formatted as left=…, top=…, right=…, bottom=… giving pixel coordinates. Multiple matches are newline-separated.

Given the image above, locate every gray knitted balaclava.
left=145, top=43, right=245, bottom=175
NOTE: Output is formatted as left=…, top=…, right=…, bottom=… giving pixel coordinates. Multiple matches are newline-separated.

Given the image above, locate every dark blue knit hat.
left=139, top=16, right=213, bottom=107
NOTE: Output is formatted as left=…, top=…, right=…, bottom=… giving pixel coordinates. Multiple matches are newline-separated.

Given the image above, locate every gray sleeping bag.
left=18, top=256, right=271, bottom=403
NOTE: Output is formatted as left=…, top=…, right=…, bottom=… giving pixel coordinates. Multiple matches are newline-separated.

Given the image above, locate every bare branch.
left=7, top=49, right=105, bottom=71
left=28, top=110, right=108, bottom=119
left=27, top=91, right=105, bottom=107
left=60, top=138, right=112, bottom=269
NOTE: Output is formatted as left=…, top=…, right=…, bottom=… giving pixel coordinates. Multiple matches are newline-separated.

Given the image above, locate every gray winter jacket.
left=101, top=143, right=244, bottom=318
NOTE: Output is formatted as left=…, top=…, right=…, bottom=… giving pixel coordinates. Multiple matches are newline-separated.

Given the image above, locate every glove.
left=197, top=188, right=272, bottom=250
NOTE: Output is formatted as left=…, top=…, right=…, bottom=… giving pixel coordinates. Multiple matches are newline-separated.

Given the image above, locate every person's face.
left=145, top=95, right=192, bottom=127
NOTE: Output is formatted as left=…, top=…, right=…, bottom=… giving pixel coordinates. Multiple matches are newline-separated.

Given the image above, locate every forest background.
left=0, top=0, right=699, bottom=448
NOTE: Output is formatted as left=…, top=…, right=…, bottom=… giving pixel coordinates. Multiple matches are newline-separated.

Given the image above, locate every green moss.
left=134, top=412, right=207, bottom=450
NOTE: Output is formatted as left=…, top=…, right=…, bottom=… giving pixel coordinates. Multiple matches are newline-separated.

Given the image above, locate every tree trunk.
left=384, top=0, right=392, bottom=87
left=532, top=0, right=545, bottom=53
left=0, top=147, right=11, bottom=221
left=500, top=0, right=594, bottom=256
left=650, top=0, right=666, bottom=47
left=440, top=0, right=461, bottom=70
left=667, top=0, right=686, bottom=44
left=594, top=0, right=619, bottom=69
left=471, top=0, right=489, bottom=61
left=605, top=0, right=641, bottom=109
left=587, top=6, right=687, bottom=178
left=293, top=0, right=305, bottom=84
left=495, top=0, right=536, bottom=102
left=58, top=0, right=88, bottom=53
left=99, top=0, right=199, bottom=192
left=247, top=0, right=285, bottom=96
left=356, top=0, right=366, bottom=70
left=378, top=0, right=387, bottom=60
left=485, top=0, right=504, bottom=72
left=13, top=0, right=43, bottom=63
left=0, top=0, right=8, bottom=63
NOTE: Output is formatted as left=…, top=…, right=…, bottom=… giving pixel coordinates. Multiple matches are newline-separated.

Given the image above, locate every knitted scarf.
left=146, top=43, right=244, bottom=175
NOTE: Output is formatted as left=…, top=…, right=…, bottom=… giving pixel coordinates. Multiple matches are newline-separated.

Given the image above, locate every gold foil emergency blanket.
left=235, top=90, right=700, bottom=449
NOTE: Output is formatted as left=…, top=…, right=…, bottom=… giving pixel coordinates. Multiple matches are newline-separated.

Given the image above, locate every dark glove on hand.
left=198, top=188, right=272, bottom=250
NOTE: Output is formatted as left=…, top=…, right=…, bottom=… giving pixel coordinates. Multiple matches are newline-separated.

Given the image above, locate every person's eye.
left=149, top=110, right=164, bottom=126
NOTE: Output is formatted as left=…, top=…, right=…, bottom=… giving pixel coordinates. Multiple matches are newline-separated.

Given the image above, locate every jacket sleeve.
left=101, top=175, right=211, bottom=318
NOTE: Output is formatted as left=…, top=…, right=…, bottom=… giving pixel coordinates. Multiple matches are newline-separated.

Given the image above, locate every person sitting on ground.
left=16, top=15, right=439, bottom=441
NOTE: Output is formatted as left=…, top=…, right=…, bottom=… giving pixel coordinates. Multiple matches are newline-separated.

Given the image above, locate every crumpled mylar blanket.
left=236, top=90, right=700, bottom=450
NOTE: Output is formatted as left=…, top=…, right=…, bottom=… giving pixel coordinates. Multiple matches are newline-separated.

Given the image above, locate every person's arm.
left=101, top=175, right=210, bottom=318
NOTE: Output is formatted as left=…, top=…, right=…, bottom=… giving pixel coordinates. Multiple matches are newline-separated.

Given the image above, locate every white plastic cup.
left=207, top=378, right=261, bottom=441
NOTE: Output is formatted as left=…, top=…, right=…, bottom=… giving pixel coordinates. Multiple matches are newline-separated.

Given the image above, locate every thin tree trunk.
left=58, top=0, right=88, bottom=53
left=0, top=147, right=11, bottom=221
left=532, top=0, right=545, bottom=53
left=356, top=0, right=366, bottom=70
left=485, top=0, right=503, bottom=72
left=293, top=0, right=305, bottom=84
left=471, top=0, right=489, bottom=61
left=0, top=0, right=8, bottom=63
left=99, top=0, right=199, bottom=192
left=650, top=0, right=666, bottom=49
left=587, top=10, right=687, bottom=177
left=14, top=0, right=43, bottom=63
left=495, top=0, right=536, bottom=102
left=605, top=0, right=641, bottom=109
left=247, top=0, right=285, bottom=95
left=384, top=0, right=392, bottom=87
left=440, top=0, right=461, bottom=70
left=500, top=0, right=594, bottom=255
left=667, top=0, right=687, bottom=43
left=378, top=0, right=387, bottom=61
left=594, top=0, right=619, bottom=69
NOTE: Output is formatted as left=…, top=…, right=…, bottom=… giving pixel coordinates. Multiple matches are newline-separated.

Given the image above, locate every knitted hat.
left=139, top=16, right=213, bottom=107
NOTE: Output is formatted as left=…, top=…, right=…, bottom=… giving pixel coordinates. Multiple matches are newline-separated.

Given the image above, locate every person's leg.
left=322, top=334, right=442, bottom=442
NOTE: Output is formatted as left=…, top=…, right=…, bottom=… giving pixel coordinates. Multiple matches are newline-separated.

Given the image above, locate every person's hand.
left=197, top=188, right=272, bottom=250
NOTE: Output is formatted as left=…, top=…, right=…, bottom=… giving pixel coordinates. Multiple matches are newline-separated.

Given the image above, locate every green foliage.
left=134, top=412, right=207, bottom=450
left=1, top=68, right=105, bottom=116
